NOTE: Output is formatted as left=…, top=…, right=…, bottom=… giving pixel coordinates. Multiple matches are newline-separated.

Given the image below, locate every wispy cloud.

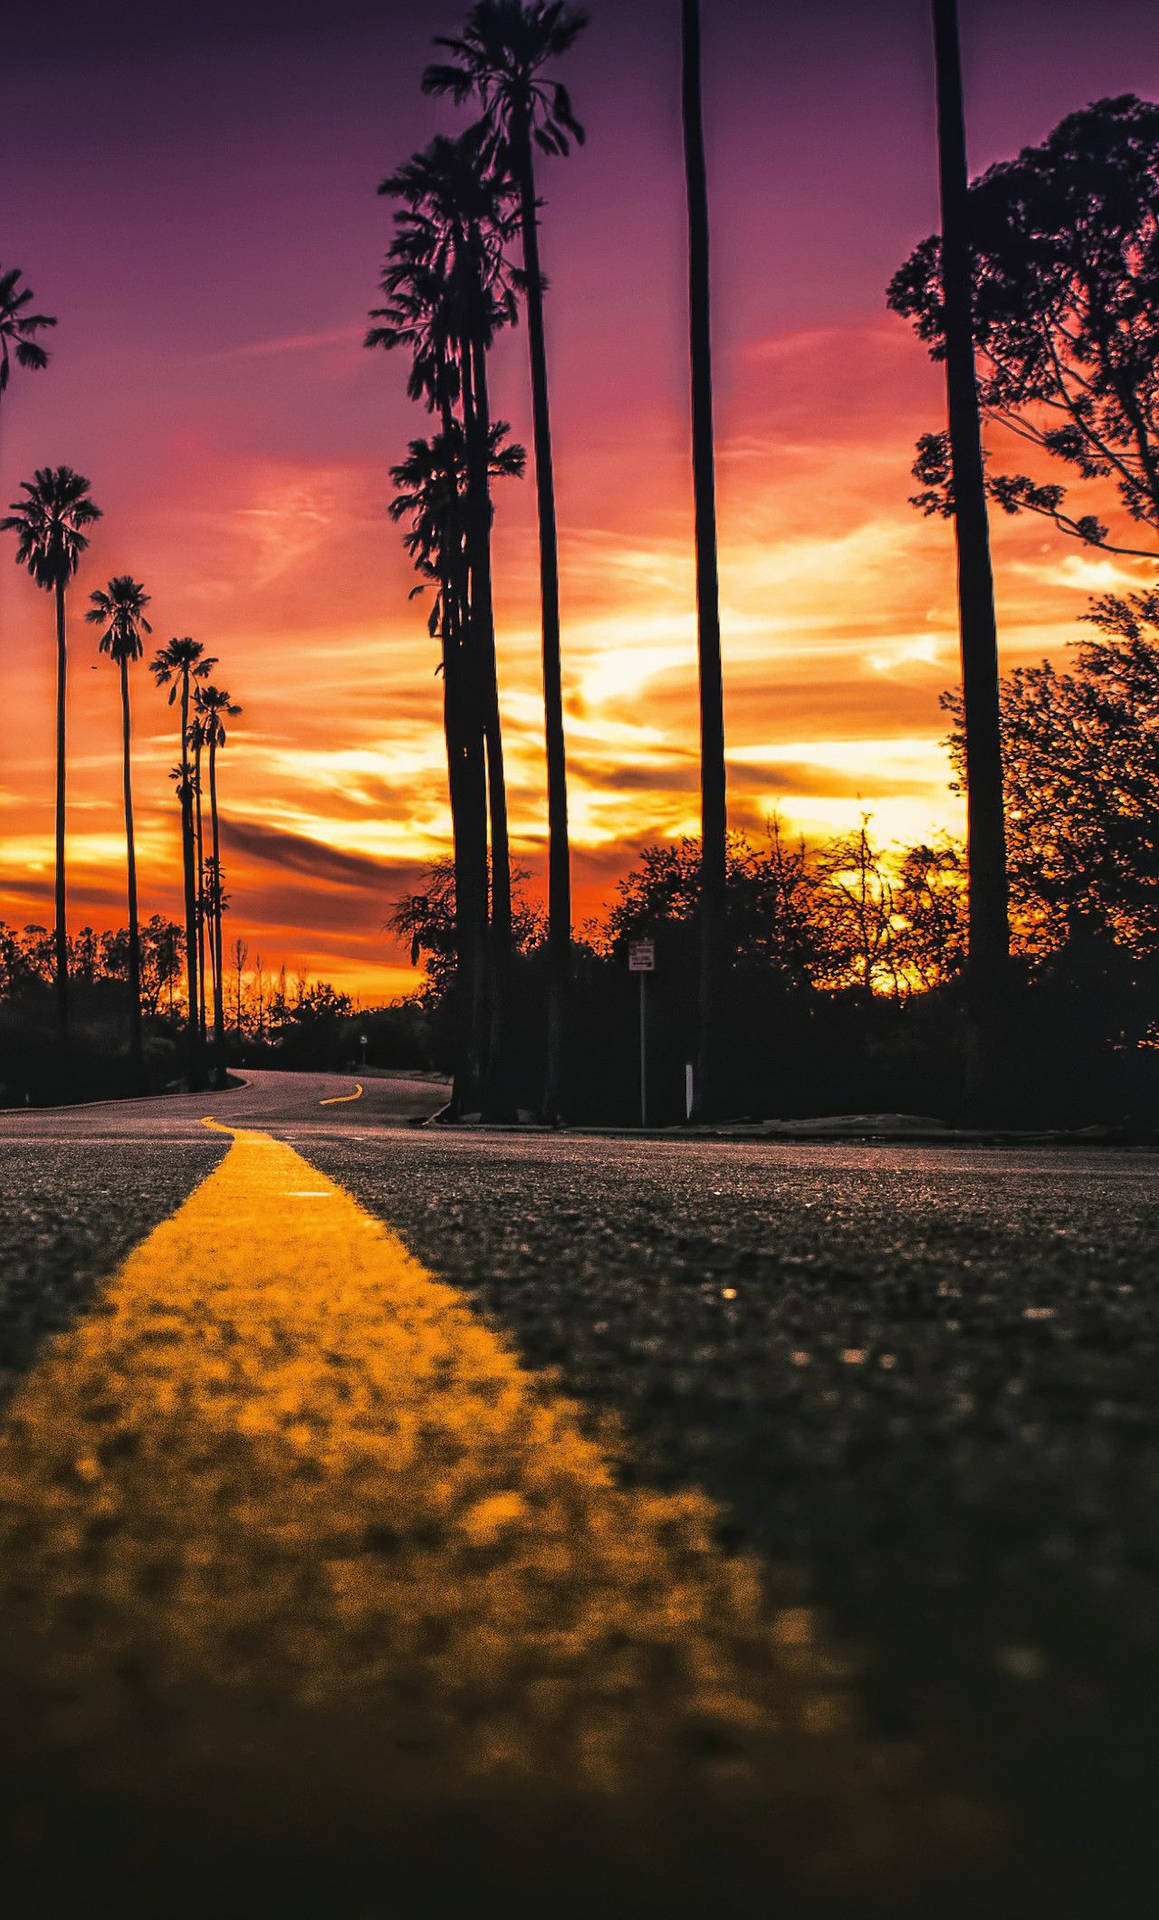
left=199, top=325, right=364, bottom=363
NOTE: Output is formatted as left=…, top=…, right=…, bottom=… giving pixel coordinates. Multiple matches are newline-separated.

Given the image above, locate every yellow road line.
left=318, top=1081, right=363, bottom=1106
left=0, top=1123, right=976, bottom=1879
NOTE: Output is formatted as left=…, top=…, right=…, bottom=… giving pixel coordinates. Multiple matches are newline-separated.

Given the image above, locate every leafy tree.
left=944, top=593, right=1159, bottom=960
left=0, top=915, right=182, bottom=1016
left=425, top=0, right=587, bottom=1118
left=232, top=936, right=249, bottom=1040
left=892, top=841, right=968, bottom=991
left=0, top=266, right=56, bottom=400
left=605, top=825, right=823, bottom=989
left=143, top=915, right=183, bottom=1017
left=808, top=822, right=901, bottom=996
left=86, top=575, right=152, bottom=1061
left=265, top=980, right=355, bottom=1069
left=0, top=923, right=54, bottom=994
left=392, top=857, right=545, bottom=1001
left=2, top=467, right=101, bottom=1032
left=889, top=92, right=1159, bottom=559
left=150, top=637, right=215, bottom=1084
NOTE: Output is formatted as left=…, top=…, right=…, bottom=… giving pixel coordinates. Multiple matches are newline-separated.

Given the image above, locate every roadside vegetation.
left=5, top=8, right=1159, bottom=1125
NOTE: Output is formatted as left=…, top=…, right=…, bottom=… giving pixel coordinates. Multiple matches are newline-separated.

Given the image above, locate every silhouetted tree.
left=809, top=821, right=901, bottom=997
left=232, top=936, right=248, bottom=1040
left=195, top=683, right=242, bottom=1085
left=944, top=593, right=1159, bottom=961
left=889, top=92, right=1159, bottom=560
left=139, top=914, right=183, bottom=1017
left=372, top=123, right=524, bottom=1112
left=188, top=712, right=209, bottom=1044
left=86, top=575, right=152, bottom=1062
left=425, top=0, right=587, bottom=1118
left=894, top=0, right=1008, bottom=1100
left=387, top=415, right=524, bottom=1110
left=605, top=829, right=823, bottom=990
left=680, top=0, right=727, bottom=1117
left=150, top=637, right=215, bottom=1085
left=2, top=467, right=101, bottom=1032
left=0, top=267, right=56, bottom=404
left=892, top=841, right=967, bottom=991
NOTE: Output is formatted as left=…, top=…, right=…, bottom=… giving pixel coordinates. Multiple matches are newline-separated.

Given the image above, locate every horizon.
left=3, top=0, right=1159, bottom=1000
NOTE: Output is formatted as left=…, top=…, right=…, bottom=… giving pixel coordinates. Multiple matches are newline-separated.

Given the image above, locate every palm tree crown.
left=368, top=125, right=520, bottom=410
left=194, top=682, right=242, bottom=744
left=149, top=636, right=216, bottom=704
left=389, top=421, right=524, bottom=604
left=1, top=467, right=101, bottom=587
left=422, top=3, right=587, bottom=159
left=424, top=0, right=587, bottom=1120
left=0, top=267, right=57, bottom=395
left=85, top=575, right=153, bottom=662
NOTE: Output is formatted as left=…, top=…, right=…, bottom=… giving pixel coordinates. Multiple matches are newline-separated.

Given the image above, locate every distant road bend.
left=1, top=1068, right=1158, bottom=1917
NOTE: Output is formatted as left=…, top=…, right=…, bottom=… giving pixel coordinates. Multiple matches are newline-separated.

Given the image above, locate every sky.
left=2, top=0, right=1159, bottom=1000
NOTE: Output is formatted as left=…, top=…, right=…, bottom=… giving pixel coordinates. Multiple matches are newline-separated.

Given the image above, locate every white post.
left=685, top=1061, right=694, bottom=1120
left=639, top=972, right=647, bottom=1128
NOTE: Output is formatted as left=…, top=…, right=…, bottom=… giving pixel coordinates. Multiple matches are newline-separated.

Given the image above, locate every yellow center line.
left=318, top=1081, right=363, bottom=1106
left=0, top=1122, right=981, bottom=1881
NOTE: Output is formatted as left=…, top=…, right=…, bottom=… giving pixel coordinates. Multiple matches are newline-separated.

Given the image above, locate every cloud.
left=201, top=326, right=364, bottom=363
left=221, top=817, right=397, bottom=892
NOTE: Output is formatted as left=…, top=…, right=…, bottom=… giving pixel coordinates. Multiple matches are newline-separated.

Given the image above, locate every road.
left=2, top=1069, right=1158, bottom=1916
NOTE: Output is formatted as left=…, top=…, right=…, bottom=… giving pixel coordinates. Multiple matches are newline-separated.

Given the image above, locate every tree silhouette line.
left=6, top=3, right=1159, bottom=1119
left=369, top=1, right=733, bottom=1120
left=372, top=1, right=1159, bottom=1123
left=0, top=307, right=246, bottom=1091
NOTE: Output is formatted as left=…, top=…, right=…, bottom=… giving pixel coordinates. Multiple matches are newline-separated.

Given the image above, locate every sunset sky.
left=3, top=0, right=1159, bottom=1000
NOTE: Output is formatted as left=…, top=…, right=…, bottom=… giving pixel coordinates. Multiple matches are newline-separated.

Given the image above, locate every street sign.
left=628, top=939, right=655, bottom=973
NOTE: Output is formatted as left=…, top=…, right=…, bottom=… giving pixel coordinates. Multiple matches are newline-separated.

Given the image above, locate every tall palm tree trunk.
left=931, top=0, right=1009, bottom=1100
left=178, top=677, right=201, bottom=1088
left=208, top=737, right=227, bottom=1086
left=442, top=523, right=488, bottom=1114
left=512, top=120, right=571, bottom=1120
left=466, top=337, right=515, bottom=1117
left=53, top=579, right=69, bottom=1034
left=193, top=741, right=208, bottom=1044
left=445, top=643, right=485, bottom=1115
left=119, top=656, right=142, bottom=1063
left=437, top=399, right=488, bottom=1116
left=457, top=685, right=490, bottom=1110
left=682, top=0, right=727, bottom=1121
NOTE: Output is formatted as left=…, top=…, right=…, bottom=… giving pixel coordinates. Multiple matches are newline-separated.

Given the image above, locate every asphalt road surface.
left=2, top=1068, right=1158, bottom=1917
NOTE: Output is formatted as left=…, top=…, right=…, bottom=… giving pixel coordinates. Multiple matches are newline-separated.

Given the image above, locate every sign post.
left=628, top=940, right=655, bottom=1127
left=359, top=1033, right=368, bottom=1069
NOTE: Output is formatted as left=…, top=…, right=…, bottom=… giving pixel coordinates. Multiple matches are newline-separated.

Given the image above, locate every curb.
left=0, top=1075, right=250, bottom=1118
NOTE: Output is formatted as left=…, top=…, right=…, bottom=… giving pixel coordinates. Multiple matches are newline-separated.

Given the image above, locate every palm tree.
left=85, top=575, right=152, bottom=1064
left=372, top=125, right=523, bottom=1112
left=150, top=636, right=215, bottom=1085
left=0, top=267, right=56, bottom=404
left=232, top=936, right=248, bottom=1042
left=389, top=421, right=525, bottom=1112
left=424, top=0, right=587, bottom=1118
left=930, top=0, right=1009, bottom=1095
left=195, top=684, right=242, bottom=1087
left=681, top=0, right=727, bottom=1120
left=1, top=467, right=101, bottom=1032
left=188, top=712, right=209, bottom=1044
